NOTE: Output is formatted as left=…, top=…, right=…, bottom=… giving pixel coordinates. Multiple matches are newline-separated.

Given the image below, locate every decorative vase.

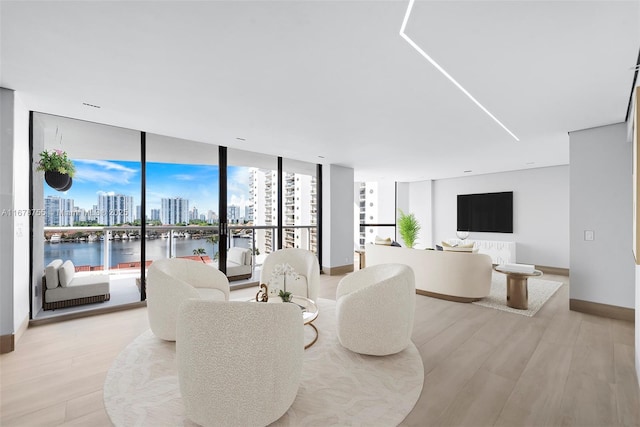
left=44, top=171, right=71, bottom=191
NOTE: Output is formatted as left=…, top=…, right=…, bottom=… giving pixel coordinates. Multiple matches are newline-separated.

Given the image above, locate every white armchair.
left=177, top=300, right=303, bottom=427
left=260, top=248, right=320, bottom=302
left=336, top=263, right=415, bottom=356
left=147, top=258, right=230, bottom=341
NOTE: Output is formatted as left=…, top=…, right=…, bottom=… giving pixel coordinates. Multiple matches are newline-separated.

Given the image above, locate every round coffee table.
left=249, top=295, right=319, bottom=349
left=493, top=266, right=543, bottom=309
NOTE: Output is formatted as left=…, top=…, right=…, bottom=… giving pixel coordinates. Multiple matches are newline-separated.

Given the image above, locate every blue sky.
left=45, top=159, right=251, bottom=215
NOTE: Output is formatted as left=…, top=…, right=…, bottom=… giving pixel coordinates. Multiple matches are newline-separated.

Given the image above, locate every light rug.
left=472, top=273, right=563, bottom=317
left=103, top=299, right=424, bottom=427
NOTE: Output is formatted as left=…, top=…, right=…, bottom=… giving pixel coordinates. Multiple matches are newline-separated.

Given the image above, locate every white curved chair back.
left=147, top=258, right=230, bottom=341
left=260, top=248, right=320, bottom=301
left=336, top=263, right=415, bottom=356
left=177, top=300, right=303, bottom=427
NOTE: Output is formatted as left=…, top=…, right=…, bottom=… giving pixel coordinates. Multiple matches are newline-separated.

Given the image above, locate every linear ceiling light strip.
left=400, top=0, right=520, bottom=142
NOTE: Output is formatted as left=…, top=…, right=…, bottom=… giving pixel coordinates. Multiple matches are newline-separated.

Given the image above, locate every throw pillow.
left=45, top=259, right=63, bottom=289
left=58, top=260, right=76, bottom=287
left=374, top=236, right=392, bottom=246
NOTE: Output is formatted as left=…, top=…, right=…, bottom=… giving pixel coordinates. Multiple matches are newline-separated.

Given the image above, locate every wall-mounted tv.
left=457, top=191, right=513, bottom=233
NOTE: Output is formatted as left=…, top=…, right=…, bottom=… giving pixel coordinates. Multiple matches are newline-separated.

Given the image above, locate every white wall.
left=1, top=88, right=16, bottom=338
left=570, top=123, right=634, bottom=308
left=13, top=93, right=29, bottom=333
left=0, top=88, right=30, bottom=345
left=323, top=164, right=354, bottom=269
left=408, top=180, right=433, bottom=249
left=432, top=166, right=569, bottom=268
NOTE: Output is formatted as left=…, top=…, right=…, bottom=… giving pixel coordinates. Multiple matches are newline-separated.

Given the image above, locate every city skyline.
left=44, top=159, right=251, bottom=216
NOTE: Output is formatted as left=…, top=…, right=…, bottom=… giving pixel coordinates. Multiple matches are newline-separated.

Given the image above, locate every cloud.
left=172, top=174, right=196, bottom=181
left=74, top=160, right=138, bottom=185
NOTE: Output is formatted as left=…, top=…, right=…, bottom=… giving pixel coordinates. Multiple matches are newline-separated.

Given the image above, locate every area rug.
left=472, top=274, right=563, bottom=317
left=103, top=299, right=424, bottom=427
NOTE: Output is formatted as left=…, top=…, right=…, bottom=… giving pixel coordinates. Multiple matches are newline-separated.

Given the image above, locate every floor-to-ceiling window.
left=354, top=180, right=396, bottom=249
left=145, top=134, right=219, bottom=276
left=31, top=114, right=322, bottom=318
left=33, top=113, right=142, bottom=318
left=227, top=148, right=279, bottom=278
left=282, top=158, right=318, bottom=255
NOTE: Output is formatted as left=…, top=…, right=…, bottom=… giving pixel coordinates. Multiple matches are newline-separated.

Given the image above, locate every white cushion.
left=227, top=248, right=246, bottom=266
left=58, top=260, right=76, bottom=287
left=442, top=246, right=477, bottom=252
left=375, top=236, right=392, bottom=245
left=45, top=259, right=63, bottom=289
left=45, top=276, right=110, bottom=303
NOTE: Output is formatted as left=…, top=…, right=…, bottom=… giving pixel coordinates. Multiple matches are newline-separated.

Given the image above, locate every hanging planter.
left=37, top=149, right=75, bottom=192
left=44, top=171, right=72, bottom=191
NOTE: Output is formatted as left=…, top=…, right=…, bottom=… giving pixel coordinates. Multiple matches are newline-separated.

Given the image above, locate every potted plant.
left=397, top=209, right=421, bottom=248
left=36, top=149, right=75, bottom=191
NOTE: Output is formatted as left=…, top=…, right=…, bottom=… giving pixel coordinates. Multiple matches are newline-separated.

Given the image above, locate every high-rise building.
left=354, top=181, right=396, bottom=248
left=160, top=197, right=189, bottom=225
left=150, top=208, right=160, bottom=221
left=97, top=193, right=134, bottom=225
left=228, top=205, right=241, bottom=223
left=135, top=205, right=142, bottom=221
left=206, top=210, right=218, bottom=224
left=44, top=196, right=74, bottom=227
left=190, top=206, right=199, bottom=221
left=249, top=168, right=278, bottom=255
left=283, top=173, right=317, bottom=251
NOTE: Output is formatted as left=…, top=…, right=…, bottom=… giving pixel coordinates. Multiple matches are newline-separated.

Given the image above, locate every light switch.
left=584, top=230, right=595, bottom=241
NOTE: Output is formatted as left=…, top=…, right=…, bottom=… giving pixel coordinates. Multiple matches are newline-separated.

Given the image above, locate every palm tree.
left=206, top=234, right=219, bottom=261
left=192, top=247, right=206, bottom=263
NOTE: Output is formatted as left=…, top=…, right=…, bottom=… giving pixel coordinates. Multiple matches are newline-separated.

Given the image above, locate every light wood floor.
left=1, top=273, right=638, bottom=426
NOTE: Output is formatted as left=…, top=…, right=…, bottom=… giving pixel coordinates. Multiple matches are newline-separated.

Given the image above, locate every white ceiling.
left=2, top=0, right=639, bottom=181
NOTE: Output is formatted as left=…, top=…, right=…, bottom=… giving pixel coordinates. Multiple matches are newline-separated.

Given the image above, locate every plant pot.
left=59, top=177, right=73, bottom=191
left=44, top=171, right=71, bottom=191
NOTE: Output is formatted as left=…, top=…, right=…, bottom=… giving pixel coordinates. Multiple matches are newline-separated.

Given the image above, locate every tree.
left=206, top=234, right=219, bottom=261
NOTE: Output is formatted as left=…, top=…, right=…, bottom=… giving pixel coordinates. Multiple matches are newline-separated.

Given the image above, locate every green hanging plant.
left=397, top=209, right=420, bottom=248
left=36, top=149, right=75, bottom=177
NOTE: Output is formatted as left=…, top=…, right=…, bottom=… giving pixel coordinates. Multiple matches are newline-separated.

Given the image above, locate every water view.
left=44, top=236, right=251, bottom=269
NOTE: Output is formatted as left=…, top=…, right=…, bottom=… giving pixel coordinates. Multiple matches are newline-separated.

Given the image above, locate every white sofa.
left=177, top=299, right=303, bottom=427
left=365, top=243, right=492, bottom=302
left=147, top=258, right=230, bottom=341
left=336, top=263, right=415, bottom=356
left=226, top=247, right=253, bottom=281
left=43, top=259, right=110, bottom=310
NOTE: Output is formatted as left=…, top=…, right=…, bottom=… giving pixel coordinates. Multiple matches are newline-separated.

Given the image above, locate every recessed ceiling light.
left=526, top=162, right=535, bottom=165
left=235, top=137, right=246, bottom=141
left=463, top=170, right=473, bottom=173
left=399, top=0, right=519, bottom=142
left=82, top=102, right=100, bottom=109
left=318, top=155, right=325, bottom=159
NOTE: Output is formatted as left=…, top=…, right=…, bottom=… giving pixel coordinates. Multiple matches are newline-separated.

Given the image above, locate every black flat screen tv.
left=457, top=191, right=513, bottom=233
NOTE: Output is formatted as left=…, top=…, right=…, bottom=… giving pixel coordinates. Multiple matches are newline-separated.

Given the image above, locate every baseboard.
left=15, top=313, right=29, bottom=343
left=537, top=265, right=569, bottom=276
left=0, top=334, right=15, bottom=354
left=570, top=298, right=634, bottom=322
left=30, top=301, right=147, bottom=326
left=322, top=264, right=354, bottom=276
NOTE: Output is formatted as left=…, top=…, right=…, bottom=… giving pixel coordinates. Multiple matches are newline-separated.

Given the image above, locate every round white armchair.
left=177, top=300, right=304, bottom=427
left=146, top=258, right=230, bottom=341
left=336, top=263, right=416, bottom=356
left=260, top=248, right=320, bottom=302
